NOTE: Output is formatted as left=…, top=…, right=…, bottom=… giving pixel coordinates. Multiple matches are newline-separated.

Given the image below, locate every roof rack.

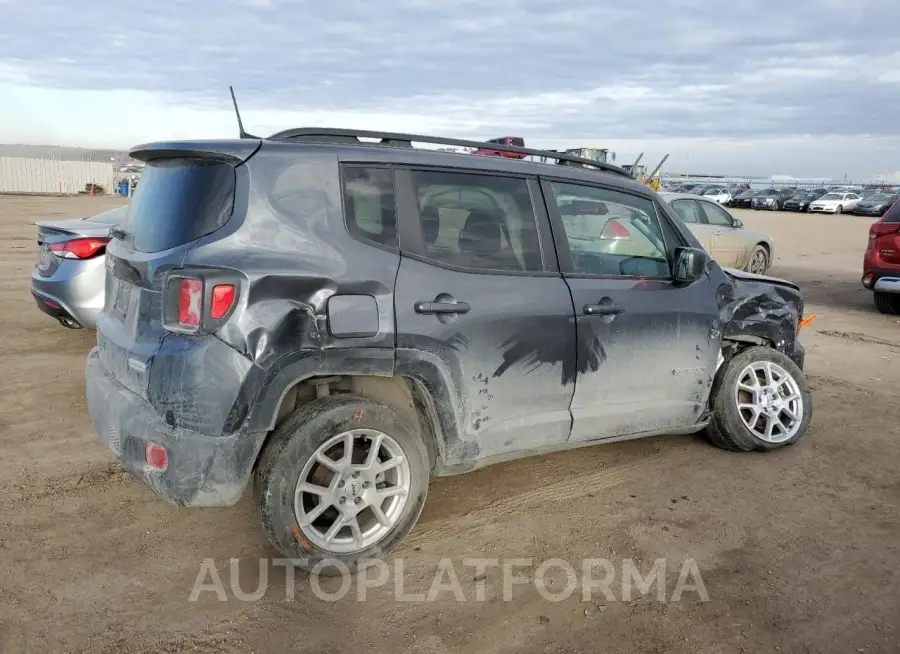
left=265, top=127, right=633, bottom=179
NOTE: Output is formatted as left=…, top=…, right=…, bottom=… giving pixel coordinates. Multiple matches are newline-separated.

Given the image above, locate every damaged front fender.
left=715, top=266, right=805, bottom=368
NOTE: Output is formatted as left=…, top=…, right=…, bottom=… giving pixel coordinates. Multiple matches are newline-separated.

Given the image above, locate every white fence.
left=0, top=157, right=116, bottom=195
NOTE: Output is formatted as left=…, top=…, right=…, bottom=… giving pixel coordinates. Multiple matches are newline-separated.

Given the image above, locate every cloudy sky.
left=1, top=0, right=898, bottom=177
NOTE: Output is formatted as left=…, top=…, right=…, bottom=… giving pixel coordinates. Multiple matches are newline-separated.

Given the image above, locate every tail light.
left=144, top=442, right=168, bottom=471
left=50, top=237, right=110, bottom=259
left=178, top=279, right=203, bottom=327
left=210, top=284, right=236, bottom=319
left=600, top=219, right=631, bottom=239
left=163, top=271, right=239, bottom=334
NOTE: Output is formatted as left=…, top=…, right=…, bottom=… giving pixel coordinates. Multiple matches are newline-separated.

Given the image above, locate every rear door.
left=542, top=179, right=721, bottom=442
left=393, top=168, right=576, bottom=461
left=98, top=155, right=242, bottom=398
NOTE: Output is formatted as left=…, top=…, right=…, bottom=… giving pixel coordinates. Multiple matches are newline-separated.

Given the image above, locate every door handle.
left=583, top=303, right=624, bottom=316
left=415, top=300, right=471, bottom=315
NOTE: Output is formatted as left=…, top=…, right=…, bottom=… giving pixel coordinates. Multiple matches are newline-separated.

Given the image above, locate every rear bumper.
left=31, top=257, right=105, bottom=328
left=862, top=268, right=900, bottom=293
left=85, top=347, right=268, bottom=507
left=873, top=277, right=900, bottom=294
left=32, top=289, right=82, bottom=324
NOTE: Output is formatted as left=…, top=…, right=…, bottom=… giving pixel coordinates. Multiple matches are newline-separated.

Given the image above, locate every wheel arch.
left=246, top=348, right=469, bottom=477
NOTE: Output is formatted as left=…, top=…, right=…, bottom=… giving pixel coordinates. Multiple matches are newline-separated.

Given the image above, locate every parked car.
left=783, top=189, right=828, bottom=212
left=31, top=205, right=127, bottom=329
left=861, top=201, right=900, bottom=314
left=84, top=129, right=813, bottom=572
left=662, top=193, right=774, bottom=274
left=751, top=188, right=792, bottom=210
left=852, top=192, right=899, bottom=217
left=730, top=189, right=760, bottom=208
left=703, top=187, right=732, bottom=204
left=473, top=136, right=527, bottom=159
left=809, top=191, right=862, bottom=214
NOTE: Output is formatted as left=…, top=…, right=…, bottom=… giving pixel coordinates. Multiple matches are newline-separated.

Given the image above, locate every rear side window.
left=342, top=166, right=398, bottom=249
left=671, top=199, right=702, bottom=224
left=124, top=158, right=235, bottom=253
left=411, top=170, right=542, bottom=273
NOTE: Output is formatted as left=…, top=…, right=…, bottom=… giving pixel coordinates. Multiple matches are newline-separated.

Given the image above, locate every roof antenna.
left=229, top=85, right=258, bottom=139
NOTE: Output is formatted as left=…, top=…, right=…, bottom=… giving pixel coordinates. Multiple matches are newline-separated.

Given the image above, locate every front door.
left=393, top=168, right=577, bottom=462
left=670, top=198, right=721, bottom=262
left=697, top=198, right=743, bottom=268
left=543, top=180, right=721, bottom=442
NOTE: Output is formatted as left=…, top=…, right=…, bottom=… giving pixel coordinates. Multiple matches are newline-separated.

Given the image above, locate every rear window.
left=883, top=202, right=900, bottom=223
left=123, top=158, right=236, bottom=252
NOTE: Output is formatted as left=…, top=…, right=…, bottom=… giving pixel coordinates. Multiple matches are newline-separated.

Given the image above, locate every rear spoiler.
left=129, top=139, right=262, bottom=164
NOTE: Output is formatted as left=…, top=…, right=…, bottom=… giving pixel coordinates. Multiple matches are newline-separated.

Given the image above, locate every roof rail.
left=265, top=127, right=634, bottom=178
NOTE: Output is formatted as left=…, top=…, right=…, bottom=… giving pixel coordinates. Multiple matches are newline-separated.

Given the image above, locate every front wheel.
left=874, top=291, right=900, bottom=315
left=835, top=205, right=843, bottom=214
left=254, top=394, right=430, bottom=574
left=705, top=346, right=812, bottom=452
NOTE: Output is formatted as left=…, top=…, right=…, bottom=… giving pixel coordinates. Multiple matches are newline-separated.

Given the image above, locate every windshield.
left=791, top=193, right=807, bottom=199
left=866, top=194, right=891, bottom=202
left=820, top=193, right=842, bottom=200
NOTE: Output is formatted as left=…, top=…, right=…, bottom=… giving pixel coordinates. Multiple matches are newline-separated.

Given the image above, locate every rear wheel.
left=705, top=346, right=812, bottom=452
left=874, top=291, right=900, bottom=315
left=254, top=394, right=430, bottom=574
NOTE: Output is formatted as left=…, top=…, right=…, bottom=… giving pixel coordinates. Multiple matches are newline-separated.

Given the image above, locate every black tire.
left=253, top=394, right=430, bottom=574
left=745, top=244, right=769, bottom=275
left=705, top=346, right=812, bottom=452
left=874, top=291, right=900, bottom=315
left=835, top=205, right=842, bottom=214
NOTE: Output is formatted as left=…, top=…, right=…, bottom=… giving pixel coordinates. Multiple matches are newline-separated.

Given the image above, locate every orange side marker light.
left=798, top=314, right=817, bottom=329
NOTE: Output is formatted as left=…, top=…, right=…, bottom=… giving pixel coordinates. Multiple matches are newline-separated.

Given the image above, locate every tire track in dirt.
left=406, top=448, right=693, bottom=548
left=817, top=329, right=900, bottom=350
left=9, top=460, right=126, bottom=504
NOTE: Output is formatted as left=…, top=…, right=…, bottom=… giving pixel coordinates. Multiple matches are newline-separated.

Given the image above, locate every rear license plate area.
left=112, top=278, right=131, bottom=319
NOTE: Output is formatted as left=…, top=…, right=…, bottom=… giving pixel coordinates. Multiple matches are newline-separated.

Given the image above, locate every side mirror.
left=732, top=218, right=744, bottom=228
left=673, top=247, right=709, bottom=283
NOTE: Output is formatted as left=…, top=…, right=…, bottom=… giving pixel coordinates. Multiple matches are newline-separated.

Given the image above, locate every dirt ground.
left=1, top=195, right=897, bottom=653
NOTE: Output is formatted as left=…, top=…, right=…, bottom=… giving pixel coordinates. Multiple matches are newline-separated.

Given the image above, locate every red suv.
left=862, top=201, right=900, bottom=314
left=473, top=136, right=527, bottom=159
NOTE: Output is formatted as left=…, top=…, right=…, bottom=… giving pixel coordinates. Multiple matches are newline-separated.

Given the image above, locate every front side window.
left=342, top=166, right=398, bottom=249
left=700, top=201, right=734, bottom=227
left=411, top=170, right=542, bottom=273
left=548, top=182, right=669, bottom=278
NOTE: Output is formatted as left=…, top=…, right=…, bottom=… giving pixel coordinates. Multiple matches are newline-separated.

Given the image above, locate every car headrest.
left=459, top=211, right=502, bottom=256
left=420, top=206, right=441, bottom=245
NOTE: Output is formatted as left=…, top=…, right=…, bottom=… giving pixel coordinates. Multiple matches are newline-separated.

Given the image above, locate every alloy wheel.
left=734, top=361, right=804, bottom=443
left=294, top=429, right=411, bottom=554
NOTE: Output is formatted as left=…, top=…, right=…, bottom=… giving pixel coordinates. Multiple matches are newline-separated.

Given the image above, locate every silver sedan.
left=660, top=192, right=774, bottom=275
left=31, top=205, right=127, bottom=329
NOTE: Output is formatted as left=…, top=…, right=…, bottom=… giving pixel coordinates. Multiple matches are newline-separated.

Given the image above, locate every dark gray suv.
left=85, top=129, right=814, bottom=572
